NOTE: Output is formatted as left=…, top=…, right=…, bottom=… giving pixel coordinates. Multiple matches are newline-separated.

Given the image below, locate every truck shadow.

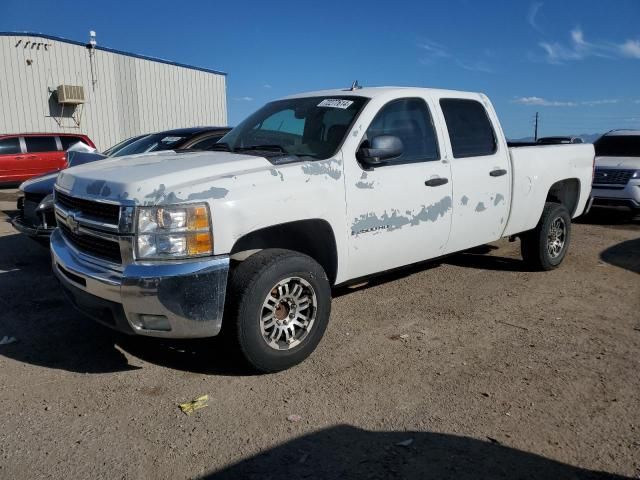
left=0, top=232, right=255, bottom=376
left=443, top=244, right=530, bottom=272
left=600, top=238, right=640, bottom=274
left=578, top=207, right=640, bottom=229
left=204, top=424, right=632, bottom=480
left=334, top=245, right=529, bottom=298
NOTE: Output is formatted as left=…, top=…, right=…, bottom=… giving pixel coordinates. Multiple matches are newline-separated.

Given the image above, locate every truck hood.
left=56, top=150, right=274, bottom=205
left=595, top=156, right=640, bottom=169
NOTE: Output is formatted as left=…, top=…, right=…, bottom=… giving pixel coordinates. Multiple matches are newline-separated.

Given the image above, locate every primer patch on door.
left=317, top=99, right=354, bottom=109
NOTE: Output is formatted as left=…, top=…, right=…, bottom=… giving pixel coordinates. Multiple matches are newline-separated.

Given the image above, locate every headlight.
left=135, top=203, right=213, bottom=260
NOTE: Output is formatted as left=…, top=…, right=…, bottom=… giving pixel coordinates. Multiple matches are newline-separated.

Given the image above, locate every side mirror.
left=357, top=135, right=403, bottom=166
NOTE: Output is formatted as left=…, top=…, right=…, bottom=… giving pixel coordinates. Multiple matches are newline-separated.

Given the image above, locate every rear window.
left=594, top=135, right=640, bottom=157
left=440, top=99, right=497, bottom=158
left=25, top=136, right=58, bottom=153
left=60, top=136, right=89, bottom=150
left=0, top=137, right=21, bottom=155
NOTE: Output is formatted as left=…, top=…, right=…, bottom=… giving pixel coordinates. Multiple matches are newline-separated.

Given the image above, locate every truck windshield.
left=219, top=96, right=368, bottom=160
left=595, top=135, right=640, bottom=157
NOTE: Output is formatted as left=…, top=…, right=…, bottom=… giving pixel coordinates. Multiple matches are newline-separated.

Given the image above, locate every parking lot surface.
left=1, top=187, right=638, bottom=479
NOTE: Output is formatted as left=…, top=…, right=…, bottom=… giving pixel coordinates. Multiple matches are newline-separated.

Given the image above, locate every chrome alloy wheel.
left=260, top=277, right=317, bottom=351
left=547, top=217, right=566, bottom=258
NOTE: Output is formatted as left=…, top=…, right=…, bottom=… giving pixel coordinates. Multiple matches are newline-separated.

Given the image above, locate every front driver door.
left=345, top=96, right=453, bottom=280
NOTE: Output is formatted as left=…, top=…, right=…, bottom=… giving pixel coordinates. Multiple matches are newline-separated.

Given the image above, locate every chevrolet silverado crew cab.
left=50, top=87, right=595, bottom=372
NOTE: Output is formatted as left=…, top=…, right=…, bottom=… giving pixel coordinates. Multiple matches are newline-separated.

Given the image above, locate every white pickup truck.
left=50, top=86, right=594, bottom=372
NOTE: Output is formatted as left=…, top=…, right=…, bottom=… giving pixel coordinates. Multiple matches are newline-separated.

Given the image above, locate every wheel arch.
left=230, top=219, right=339, bottom=285
left=545, top=178, right=581, bottom=216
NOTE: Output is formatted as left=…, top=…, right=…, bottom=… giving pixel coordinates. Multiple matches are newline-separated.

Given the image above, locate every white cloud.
left=233, top=96, right=253, bottom=101
left=513, top=96, right=620, bottom=107
left=263, top=84, right=272, bottom=89
left=538, top=28, right=640, bottom=63
left=620, top=39, right=640, bottom=58
left=581, top=99, right=619, bottom=106
left=527, top=2, right=544, bottom=32
left=418, top=40, right=449, bottom=59
left=456, top=59, right=493, bottom=73
left=418, top=39, right=494, bottom=73
left=513, top=96, right=576, bottom=107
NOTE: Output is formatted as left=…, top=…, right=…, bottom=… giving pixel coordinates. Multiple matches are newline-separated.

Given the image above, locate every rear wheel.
left=224, top=249, right=331, bottom=373
left=521, top=202, right=571, bottom=271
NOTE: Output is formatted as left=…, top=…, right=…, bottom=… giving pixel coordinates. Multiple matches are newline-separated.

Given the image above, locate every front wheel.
left=521, top=202, right=572, bottom=271
left=224, top=249, right=331, bottom=373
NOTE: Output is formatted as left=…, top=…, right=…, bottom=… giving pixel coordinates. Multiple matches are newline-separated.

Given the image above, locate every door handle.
left=425, top=177, right=449, bottom=187
left=489, top=169, right=507, bottom=177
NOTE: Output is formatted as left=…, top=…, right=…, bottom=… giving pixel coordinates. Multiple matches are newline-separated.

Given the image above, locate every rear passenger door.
left=0, top=136, right=26, bottom=183
left=438, top=98, right=510, bottom=253
left=346, top=97, right=453, bottom=279
left=23, top=136, right=65, bottom=177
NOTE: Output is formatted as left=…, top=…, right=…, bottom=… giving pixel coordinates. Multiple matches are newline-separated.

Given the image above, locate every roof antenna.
left=350, top=80, right=362, bottom=91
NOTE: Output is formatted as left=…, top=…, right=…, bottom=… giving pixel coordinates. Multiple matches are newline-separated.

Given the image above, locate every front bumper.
left=591, top=181, right=640, bottom=210
left=50, top=228, right=230, bottom=338
left=11, top=214, right=55, bottom=238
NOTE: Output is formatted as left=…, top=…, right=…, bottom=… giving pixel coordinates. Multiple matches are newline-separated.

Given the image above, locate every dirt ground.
left=0, top=187, right=638, bottom=479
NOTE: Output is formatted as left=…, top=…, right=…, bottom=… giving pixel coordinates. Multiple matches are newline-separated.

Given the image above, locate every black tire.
left=223, top=249, right=331, bottom=373
left=521, top=202, right=572, bottom=271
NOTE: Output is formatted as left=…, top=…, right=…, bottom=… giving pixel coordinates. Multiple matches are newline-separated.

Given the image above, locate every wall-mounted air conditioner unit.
left=57, top=85, right=85, bottom=105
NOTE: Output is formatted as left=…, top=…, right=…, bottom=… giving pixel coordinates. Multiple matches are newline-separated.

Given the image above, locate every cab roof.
left=282, top=86, right=486, bottom=100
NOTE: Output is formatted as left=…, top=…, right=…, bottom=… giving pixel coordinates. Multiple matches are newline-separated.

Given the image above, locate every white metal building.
left=0, top=32, right=227, bottom=150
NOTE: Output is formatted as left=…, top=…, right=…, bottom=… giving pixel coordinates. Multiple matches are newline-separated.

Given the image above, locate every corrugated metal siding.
left=0, top=35, right=227, bottom=150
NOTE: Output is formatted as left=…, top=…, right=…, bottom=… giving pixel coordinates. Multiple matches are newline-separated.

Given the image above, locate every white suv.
left=592, top=130, right=640, bottom=211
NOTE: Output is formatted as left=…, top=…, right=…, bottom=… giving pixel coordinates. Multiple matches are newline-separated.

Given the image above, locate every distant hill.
left=508, top=133, right=603, bottom=144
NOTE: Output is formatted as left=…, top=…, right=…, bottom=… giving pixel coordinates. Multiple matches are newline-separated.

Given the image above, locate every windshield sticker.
left=318, top=99, right=354, bottom=109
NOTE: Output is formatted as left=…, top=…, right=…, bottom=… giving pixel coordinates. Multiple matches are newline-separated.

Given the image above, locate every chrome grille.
left=593, top=168, right=635, bottom=186
left=55, top=190, right=120, bottom=225
left=59, top=223, right=122, bottom=264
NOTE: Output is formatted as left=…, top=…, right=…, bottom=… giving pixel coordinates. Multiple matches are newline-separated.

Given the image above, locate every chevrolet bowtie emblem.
left=66, top=212, right=80, bottom=234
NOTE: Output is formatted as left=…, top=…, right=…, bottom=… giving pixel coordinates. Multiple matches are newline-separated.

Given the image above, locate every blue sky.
left=2, top=0, right=639, bottom=138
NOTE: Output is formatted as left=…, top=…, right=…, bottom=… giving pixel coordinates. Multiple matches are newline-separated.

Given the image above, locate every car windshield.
left=218, top=96, right=368, bottom=160
left=104, top=135, right=146, bottom=156
left=112, top=133, right=189, bottom=157
left=595, top=135, right=640, bottom=157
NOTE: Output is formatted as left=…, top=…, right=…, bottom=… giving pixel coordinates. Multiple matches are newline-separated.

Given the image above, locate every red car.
left=0, top=133, right=95, bottom=185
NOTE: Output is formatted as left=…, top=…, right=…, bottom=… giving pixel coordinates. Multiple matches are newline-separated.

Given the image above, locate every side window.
left=59, top=136, right=88, bottom=150
left=24, top=136, right=58, bottom=153
left=440, top=99, right=497, bottom=158
left=260, top=109, right=305, bottom=136
left=364, top=98, right=440, bottom=164
left=0, top=137, right=21, bottom=155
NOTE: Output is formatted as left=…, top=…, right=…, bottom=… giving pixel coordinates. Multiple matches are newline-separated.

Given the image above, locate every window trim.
left=439, top=98, right=498, bottom=159
left=358, top=97, right=441, bottom=168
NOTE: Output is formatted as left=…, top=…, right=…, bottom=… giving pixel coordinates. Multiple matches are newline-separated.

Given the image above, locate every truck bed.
left=503, top=143, right=595, bottom=237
